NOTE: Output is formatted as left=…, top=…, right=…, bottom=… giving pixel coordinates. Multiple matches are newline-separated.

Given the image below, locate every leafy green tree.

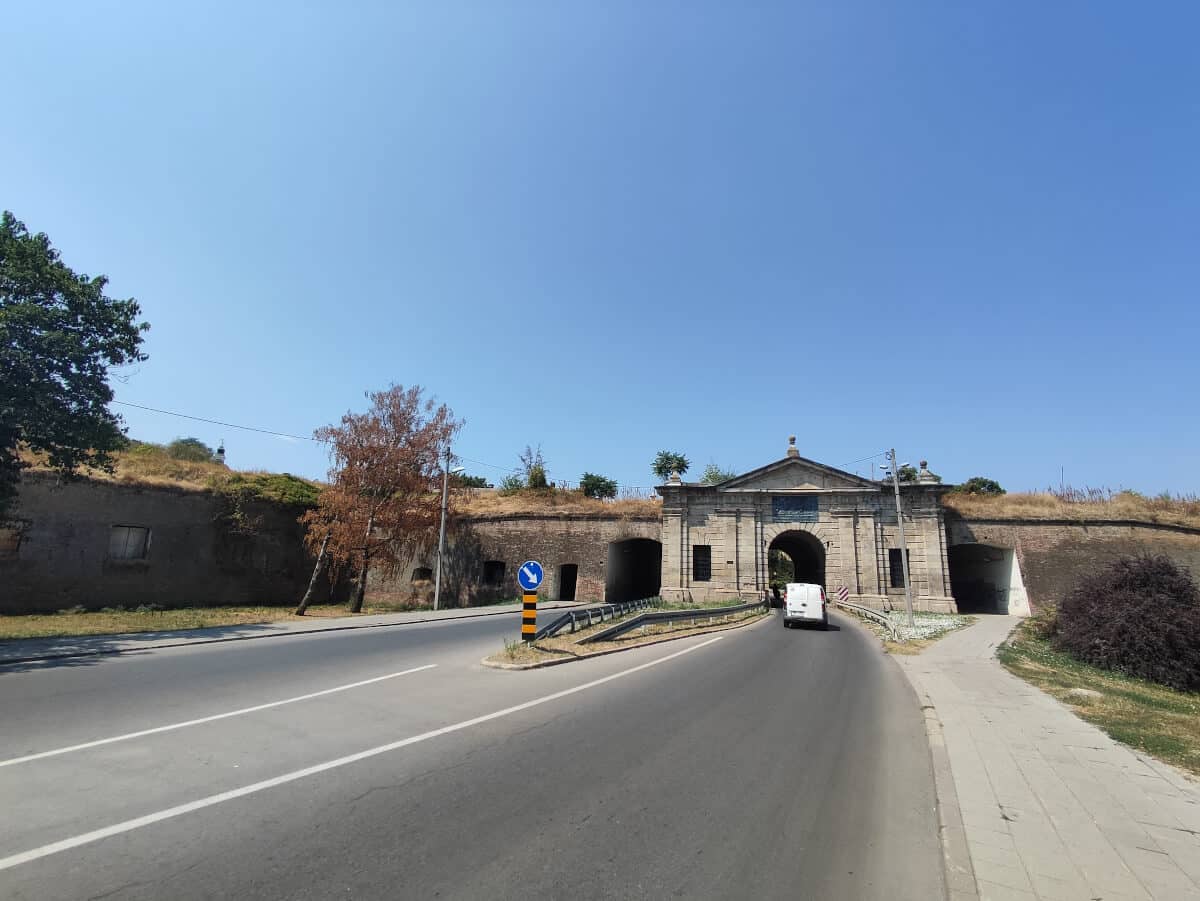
left=166, top=437, right=218, bottom=462
left=769, top=549, right=795, bottom=589
left=652, top=450, right=690, bottom=482
left=579, top=472, right=617, bottom=499
left=897, top=464, right=919, bottom=482
left=700, top=463, right=737, bottom=485
left=453, top=473, right=488, bottom=488
left=0, top=212, right=149, bottom=514
left=954, top=476, right=1005, bottom=496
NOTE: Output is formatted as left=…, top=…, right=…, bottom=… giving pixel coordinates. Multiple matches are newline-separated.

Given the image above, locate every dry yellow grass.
left=21, top=446, right=323, bottom=500
left=457, top=489, right=661, bottom=518
left=942, top=491, right=1200, bottom=530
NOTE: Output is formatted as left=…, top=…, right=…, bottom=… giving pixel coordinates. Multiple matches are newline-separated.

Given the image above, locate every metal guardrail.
left=578, top=599, right=768, bottom=644
left=534, top=598, right=658, bottom=641
left=832, top=600, right=898, bottom=640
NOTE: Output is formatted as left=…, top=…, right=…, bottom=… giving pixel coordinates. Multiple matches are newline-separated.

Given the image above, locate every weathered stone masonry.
left=658, top=439, right=957, bottom=612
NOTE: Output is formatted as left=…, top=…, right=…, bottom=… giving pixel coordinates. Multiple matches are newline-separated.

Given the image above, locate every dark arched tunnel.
left=605, top=538, right=662, bottom=602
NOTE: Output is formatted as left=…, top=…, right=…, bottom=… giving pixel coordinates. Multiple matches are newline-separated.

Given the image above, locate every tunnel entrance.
left=558, top=564, right=578, bottom=602
left=769, top=531, right=826, bottom=589
left=947, top=544, right=1030, bottom=615
left=605, top=539, right=662, bottom=602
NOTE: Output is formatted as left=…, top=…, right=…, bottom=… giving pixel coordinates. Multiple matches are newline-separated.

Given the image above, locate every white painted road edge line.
left=0, top=635, right=724, bottom=873
left=0, top=664, right=439, bottom=769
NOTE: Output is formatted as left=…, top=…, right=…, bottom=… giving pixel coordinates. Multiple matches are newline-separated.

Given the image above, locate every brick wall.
left=945, top=515, right=1200, bottom=611
left=372, top=514, right=662, bottom=606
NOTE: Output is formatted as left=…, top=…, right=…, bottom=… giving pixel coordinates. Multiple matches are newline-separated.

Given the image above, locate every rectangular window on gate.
left=109, top=525, right=150, bottom=561
left=772, top=496, right=818, bottom=523
left=888, top=548, right=911, bottom=588
left=692, top=545, right=712, bottom=582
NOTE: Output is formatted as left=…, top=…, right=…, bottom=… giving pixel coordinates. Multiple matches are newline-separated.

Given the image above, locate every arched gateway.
left=769, top=529, right=826, bottom=587
left=656, top=437, right=959, bottom=613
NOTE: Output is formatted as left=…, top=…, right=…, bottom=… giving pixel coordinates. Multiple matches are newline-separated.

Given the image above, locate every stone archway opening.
left=605, top=538, right=662, bottom=602
left=947, top=544, right=1030, bottom=615
left=769, top=531, right=826, bottom=591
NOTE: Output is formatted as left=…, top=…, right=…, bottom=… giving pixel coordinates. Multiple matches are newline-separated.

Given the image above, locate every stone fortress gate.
left=658, top=437, right=958, bottom=612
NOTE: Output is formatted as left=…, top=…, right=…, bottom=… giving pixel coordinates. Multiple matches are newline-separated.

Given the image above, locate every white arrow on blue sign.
left=517, top=560, right=544, bottom=592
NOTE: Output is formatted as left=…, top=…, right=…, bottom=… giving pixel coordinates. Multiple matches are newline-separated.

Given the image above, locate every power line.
left=113, top=400, right=528, bottom=476
left=111, top=401, right=320, bottom=443
left=840, top=450, right=889, bottom=469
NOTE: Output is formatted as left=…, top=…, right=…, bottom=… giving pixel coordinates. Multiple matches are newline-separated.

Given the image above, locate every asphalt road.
left=0, top=609, right=944, bottom=900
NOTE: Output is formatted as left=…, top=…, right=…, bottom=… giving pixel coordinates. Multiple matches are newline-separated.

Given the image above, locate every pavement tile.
left=969, top=840, right=1024, bottom=868
left=972, top=856, right=1034, bottom=893
left=1027, top=871, right=1096, bottom=901
left=898, top=615, right=1200, bottom=901
left=976, top=879, right=1037, bottom=901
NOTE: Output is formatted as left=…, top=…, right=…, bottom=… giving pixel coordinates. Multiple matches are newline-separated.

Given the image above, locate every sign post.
left=517, top=560, right=544, bottom=643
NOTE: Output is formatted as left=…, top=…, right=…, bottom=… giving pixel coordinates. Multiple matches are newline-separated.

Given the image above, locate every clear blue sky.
left=6, top=2, right=1197, bottom=493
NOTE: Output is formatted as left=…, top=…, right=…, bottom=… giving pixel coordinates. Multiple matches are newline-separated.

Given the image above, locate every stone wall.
left=370, top=514, right=662, bottom=606
left=1, top=472, right=319, bottom=613
left=945, top=515, right=1200, bottom=612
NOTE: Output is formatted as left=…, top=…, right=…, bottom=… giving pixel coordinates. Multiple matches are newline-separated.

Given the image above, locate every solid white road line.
left=0, top=635, right=724, bottom=872
left=0, top=664, right=438, bottom=769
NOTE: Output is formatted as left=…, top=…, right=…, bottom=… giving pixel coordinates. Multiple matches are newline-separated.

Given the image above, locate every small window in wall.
left=888, top=548, right=911, bottom=588
left=411, top=567, right=433, bottom=582
left=692, top=545, right=712, bottom=582
left=109, top=525, right=150, bottom=561
left=0, top=526, right=22, bottom=559
left=483, top=560, right=506, bottom=586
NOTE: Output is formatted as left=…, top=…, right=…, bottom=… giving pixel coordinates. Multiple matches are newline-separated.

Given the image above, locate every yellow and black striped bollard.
left=521, top=591, right=537, bottom=643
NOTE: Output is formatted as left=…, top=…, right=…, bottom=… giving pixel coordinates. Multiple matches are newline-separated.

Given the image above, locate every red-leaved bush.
left=1054, top=554, right=1200, bottom=691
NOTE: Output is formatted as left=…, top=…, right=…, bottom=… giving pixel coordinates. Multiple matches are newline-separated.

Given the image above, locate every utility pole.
left=887, top=448, right=916, bottom=628
left=433, top=445, right=452, bottom=611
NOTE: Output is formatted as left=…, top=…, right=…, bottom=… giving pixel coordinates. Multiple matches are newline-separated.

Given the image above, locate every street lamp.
left=433, top=446, right=465, bottom=611
left=884, top=449, right=916, bottom=628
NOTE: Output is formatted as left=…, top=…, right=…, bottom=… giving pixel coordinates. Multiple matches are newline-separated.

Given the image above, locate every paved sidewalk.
left=0, top=601, right=581, bottom=666
left=899, top=615, right=1200, bottom=901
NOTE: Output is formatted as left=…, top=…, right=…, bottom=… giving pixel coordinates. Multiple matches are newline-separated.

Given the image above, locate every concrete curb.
left=917, top=690, right=981, bottom=901
left=480, top=610, right=773, bottom=671
left=0, top=602, right=587, bottom=667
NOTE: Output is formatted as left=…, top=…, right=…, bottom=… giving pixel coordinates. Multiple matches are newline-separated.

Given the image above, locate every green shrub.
left=579, top=472, right=617, bottom=499
left=953, top=476, right=1005, bottom=496
left=1054, top=554, right=1200, bottom=691
left=216, top=472, right=321, bottom=508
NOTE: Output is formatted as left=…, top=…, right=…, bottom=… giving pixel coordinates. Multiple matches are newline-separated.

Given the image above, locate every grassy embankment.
left=942, top=488, right=1200, bottom=529
left=999, top=619, right=1200, bottom=777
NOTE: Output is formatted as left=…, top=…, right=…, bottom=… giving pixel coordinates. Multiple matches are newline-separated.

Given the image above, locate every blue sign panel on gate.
left=517, top=560, right=544, bottom=591
left=772, top=496, right=819, bottom=523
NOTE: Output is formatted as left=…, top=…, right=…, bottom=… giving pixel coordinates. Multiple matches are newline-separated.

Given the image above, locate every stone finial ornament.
left=786, top=435, right=799, bottom=458
left=668, top=470, right=682, bottom=485
left=917, top=460, right=941, bottom=484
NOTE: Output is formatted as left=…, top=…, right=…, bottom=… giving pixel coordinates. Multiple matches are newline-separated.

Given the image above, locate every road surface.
left=0, top=609, right=944, bottom=899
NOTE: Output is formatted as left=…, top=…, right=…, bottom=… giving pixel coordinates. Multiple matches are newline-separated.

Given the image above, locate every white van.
left=783, top=582, right=828, bottom=629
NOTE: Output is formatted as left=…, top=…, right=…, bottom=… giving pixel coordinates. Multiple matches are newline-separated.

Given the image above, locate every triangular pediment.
left=715, top=456, right=879, bottom=492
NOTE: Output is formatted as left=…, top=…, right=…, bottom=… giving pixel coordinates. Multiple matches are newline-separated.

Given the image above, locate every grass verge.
left=998, top=620, right=1200, bottom=777
left=487, top=605, right=769, bottom=667
left=0, top=601, right=444, bottom=641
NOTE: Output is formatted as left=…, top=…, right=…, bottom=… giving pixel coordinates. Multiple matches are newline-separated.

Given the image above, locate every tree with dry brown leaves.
left=296, top=385, right=461, bottom=615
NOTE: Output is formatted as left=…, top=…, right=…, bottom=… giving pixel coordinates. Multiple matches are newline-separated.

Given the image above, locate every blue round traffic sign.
left=517, top=560, right=544, bottom=591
